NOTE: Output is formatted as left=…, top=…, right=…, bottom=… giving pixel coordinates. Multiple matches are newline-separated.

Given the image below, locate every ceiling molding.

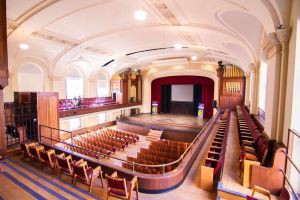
left=31, top=30, right=78, bottom=47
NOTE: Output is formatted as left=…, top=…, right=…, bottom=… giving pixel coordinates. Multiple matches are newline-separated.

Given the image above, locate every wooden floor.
left=0, top=145, right=215, bottom=200
left=123, top=114, right=208, bottom=134
left=221, top=112, right=278, bottom=200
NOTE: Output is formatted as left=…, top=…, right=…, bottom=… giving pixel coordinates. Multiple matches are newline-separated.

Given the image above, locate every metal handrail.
left=280, top=169, right=300, bottom=200
left=39, top=111, right=220, bottom=173
left=281, top=150, right=300, bottom=175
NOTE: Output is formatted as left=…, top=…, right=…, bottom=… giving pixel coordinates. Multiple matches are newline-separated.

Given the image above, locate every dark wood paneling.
left=0, top=90, right=6, bottom=155
left=170, top=101, right=193, bottom=115
left=161, top=130, right=197, bottom=143
left=219, top=77, right=245, bottom=109
left=0, top=0, right=8, bottom=156
left=37, top=92, right=59, bottom=145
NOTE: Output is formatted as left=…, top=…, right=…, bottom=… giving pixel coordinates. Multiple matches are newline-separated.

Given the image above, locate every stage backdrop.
left=151, top=76, right=214, bottom=118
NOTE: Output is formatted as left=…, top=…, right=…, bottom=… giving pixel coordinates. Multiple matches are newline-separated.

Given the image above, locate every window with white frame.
left=258, top=59, right=267, bottom=112
left=69, top=118, right=80, bottom=131
left=99, top=113, right=106, bottom=124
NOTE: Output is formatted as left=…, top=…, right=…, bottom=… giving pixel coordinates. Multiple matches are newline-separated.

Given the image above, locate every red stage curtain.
left=151, top=76, right=214, bottom=118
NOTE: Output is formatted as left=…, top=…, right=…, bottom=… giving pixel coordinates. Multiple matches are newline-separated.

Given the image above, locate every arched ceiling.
left=6, top=0, right=289, bottom=77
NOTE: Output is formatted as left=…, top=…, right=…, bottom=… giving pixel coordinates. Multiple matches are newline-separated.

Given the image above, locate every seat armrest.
left=244, top=153, right=258, bottom=161
left=131, top=176, right=138, bottom=186
left=111, top=171, right=118, bottom=178
left=205, top=157, right=218, bottom=162
left=243, top=146, right=255, bottom=153
left=208, top=151, right=220, bottom=155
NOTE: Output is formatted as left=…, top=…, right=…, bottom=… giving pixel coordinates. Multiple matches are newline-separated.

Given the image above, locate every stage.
left=118, top=114, right=210, bottom=142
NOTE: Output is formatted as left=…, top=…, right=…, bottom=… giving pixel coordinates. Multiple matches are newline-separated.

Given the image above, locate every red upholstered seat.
left=106, top=172, right=138, bottom=200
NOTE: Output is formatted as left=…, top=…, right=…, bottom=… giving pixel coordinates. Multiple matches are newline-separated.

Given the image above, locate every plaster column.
left=275, top=28, right=291, bottom=142
left=262, top=32, right=282, bottom=139
left=249, top=64, right=258, bottom=115
left=244, top=72, right=250, bottom=107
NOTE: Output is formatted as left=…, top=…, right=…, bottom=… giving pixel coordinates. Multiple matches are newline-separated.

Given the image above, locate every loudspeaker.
left=212, top=100, right=217, bottom=108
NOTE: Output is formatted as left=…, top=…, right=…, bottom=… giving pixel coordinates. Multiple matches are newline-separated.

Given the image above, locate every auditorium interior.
left=0, top=0, right=300, bottom=199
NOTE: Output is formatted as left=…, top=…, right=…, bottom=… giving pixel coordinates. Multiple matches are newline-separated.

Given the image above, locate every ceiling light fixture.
left=19, top=43, right=29, bottom=50
left=134, top=10, right=147, bottom=21
left=19, top=31, right=29, bottom=50
left=191, top=55, right=198, bottom=61
left=174, top=43, right=182, bottom=49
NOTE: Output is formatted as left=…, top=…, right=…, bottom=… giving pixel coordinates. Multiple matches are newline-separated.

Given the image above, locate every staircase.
left=146, top=129, right=163, bottom=142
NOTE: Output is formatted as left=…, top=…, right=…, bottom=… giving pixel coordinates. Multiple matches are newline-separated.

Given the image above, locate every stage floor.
left=122, top=113, right=209, bottom=134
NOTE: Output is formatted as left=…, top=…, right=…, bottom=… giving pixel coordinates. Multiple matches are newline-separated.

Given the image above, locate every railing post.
left=39, top=125, right=41, bottom=143
left=50, top=128, right=53, bottom=146
left=181, top=155, right=184, bottom=166
left=163, top=164, right=165, bottom=175
left=132, top=162, right=135, bottom=173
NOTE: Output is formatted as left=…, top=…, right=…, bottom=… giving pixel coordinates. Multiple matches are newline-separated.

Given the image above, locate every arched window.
left=18, top=63, right=44, bottom=92
left=96, top=72, right=109, bottom=97
left=66, top=68, right=83, bottom=99
left=258, top=53, right=267, bottom=112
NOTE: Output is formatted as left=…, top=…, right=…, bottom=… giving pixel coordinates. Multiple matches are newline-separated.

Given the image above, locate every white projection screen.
left=171, top=85, right=193, bottom=102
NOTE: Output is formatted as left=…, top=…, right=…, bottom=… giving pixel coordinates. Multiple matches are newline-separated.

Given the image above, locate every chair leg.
left=106, top=193, right=109, bottom=200
left=135, top=182, right=139, bottom=200
left=89, top=182, right=92, bottom=193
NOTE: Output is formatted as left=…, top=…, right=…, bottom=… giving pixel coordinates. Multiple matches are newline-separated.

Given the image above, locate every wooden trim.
left=59, top=103, right=141, bottom=118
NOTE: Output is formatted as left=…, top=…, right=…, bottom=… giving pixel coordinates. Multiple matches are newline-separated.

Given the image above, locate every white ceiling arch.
left=6, top=0, right=291, bottom=78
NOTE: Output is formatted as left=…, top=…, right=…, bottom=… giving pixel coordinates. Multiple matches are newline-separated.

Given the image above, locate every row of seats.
left=20, top=142, right=139, bottom=199
left=236, top=105, right=269, bottom=175
left=122, top=140, right=189, bottom=174
left=59, top=97, right=118, bottom=111
left=205, top=109, right=230, bottom=176
left=200, top=109, right=230, bottom=191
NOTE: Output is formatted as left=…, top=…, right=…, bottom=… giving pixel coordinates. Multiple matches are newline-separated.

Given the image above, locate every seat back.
left=106, top=175, right=127, bottom=197
left=56, top=155, right=72, bottom=173
left=71, top=161, right=88, bottom=182
left=29, top=146, right=38, bottom=158
left=39, top=151, right=50, bottom=162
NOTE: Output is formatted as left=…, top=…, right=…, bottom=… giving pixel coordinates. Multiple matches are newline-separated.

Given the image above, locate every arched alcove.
left=96, top=71, right=109, bottom=97
left=18, top=63, right=44, bottom=92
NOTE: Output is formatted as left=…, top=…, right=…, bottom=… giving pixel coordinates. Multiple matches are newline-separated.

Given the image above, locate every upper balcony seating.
left=39, top=148, right=56, bottom=173
left=19, top=143, right=113, bottom=193
left=122, top=140, right=189, bottom=174
left=106, top=171, right=139, bottom=200
left=59, top=97, right=118, bottom=111
left=236, top=105, right=286, bottom=195
left=55, top=153, right=74, bottom=180
left=200, top=109, right=230, bottom=191
left=71, top=159, right=103, bottom=192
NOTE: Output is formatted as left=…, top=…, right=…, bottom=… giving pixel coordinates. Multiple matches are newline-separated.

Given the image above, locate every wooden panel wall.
left=0, top=0, right=8, bottom=156
left=37, top=92, right=59, bottom=145
left=219, top=77, right=245, bottom=109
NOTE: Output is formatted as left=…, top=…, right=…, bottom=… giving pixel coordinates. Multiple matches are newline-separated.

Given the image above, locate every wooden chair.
left=20, top=142, right=36, bottom=159
left=55, top=153, right=74, bottom=179
left=39, top=149, right=56, bottom=174
left=28, top=144, right=44, bottom=164
left=71, top=160, right=103, bottom=192
left=106, top=171, right=138, bottom=200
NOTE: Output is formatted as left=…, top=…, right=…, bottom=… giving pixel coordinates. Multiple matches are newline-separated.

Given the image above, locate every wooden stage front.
left=118, top=114, right=209, bottom=143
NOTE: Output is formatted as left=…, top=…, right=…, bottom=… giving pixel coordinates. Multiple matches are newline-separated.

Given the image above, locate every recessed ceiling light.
left=174, top=43, right=182, bottom=49
left=134, top=10, right=147, bottom=21
left=19, top=43, right=29, bottom=50
left=191, top=55, right=198, bottom=61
